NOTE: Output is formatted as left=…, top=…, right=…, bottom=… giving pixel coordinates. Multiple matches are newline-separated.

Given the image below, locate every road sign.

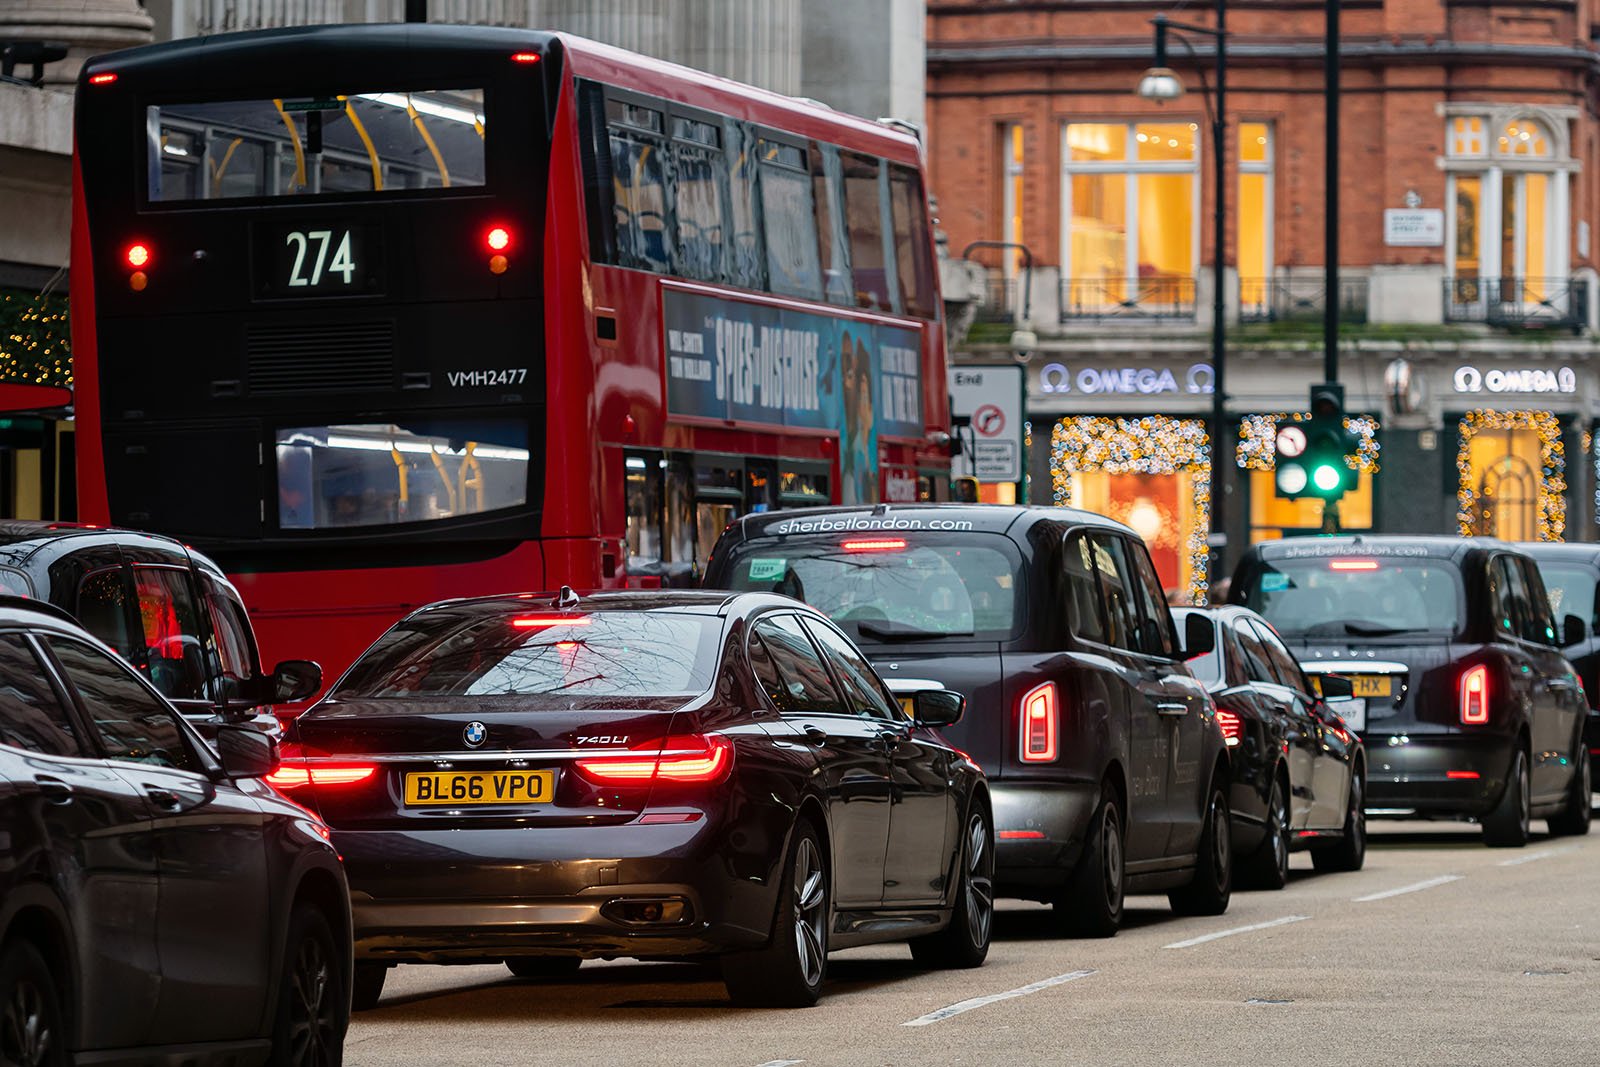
left=951, top=365, right=1024, bottom=482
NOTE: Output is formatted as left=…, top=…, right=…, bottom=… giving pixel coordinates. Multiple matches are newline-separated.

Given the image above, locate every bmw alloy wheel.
left=0, top=975, right=52, bottom=1067
left=793, top=836, right=827, bottom=989
left=288, top=928, right=339, bottom=1066
left=964, top=812, right=995, bottom=949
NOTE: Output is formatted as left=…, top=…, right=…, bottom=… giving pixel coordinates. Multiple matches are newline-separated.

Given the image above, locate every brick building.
left=927, top=0, right=1600, bottom=598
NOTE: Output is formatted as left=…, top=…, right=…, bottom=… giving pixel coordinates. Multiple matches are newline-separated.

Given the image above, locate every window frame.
left=0, top=630, right=90, bottom=760
left=748, top=611, right=849, bottom=716
left=800, top=614, right=902, bottom=723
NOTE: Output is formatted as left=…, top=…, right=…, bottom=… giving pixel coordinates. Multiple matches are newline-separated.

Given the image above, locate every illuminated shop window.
left=1457, top=410, right=1566, bottom=541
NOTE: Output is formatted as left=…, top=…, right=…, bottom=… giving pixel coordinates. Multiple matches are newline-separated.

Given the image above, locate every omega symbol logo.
left=463, top=722, right=487, bottom=748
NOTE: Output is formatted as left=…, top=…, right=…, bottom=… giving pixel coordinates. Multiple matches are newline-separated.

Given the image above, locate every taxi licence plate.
left=404, top=769, right=555, bottom=807
left=1348, top=675, right=1394, bottom=699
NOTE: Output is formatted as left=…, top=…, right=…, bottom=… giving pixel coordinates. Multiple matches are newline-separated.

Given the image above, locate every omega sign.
left=1452, top=365, right=1576, bottom=395
left=1038, top=362, right=1214, bottom=396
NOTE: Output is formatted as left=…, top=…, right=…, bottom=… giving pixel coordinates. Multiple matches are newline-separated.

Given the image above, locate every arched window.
left=1444, top=108, right=1572, bottom=318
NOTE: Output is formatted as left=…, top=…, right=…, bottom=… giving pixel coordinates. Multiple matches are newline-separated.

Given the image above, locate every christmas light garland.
left=1236, top=412, right=1381, bottom=472
left=0, top=290, right=71, bottom=387
left=1050, top=416, right=1211, bottom=604
left=1456, top=409, right=1564, bottom=541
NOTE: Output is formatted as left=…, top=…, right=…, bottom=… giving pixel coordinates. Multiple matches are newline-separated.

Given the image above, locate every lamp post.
left=1139, top=5, right=1228, bottom=593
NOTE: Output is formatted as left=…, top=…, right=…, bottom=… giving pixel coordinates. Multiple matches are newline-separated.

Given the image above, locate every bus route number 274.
left=257, top=224, right=380, bottom=297
left=285, top=229, right=356, bottom=287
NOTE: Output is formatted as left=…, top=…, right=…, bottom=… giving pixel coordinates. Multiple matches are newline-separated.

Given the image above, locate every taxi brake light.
left=1329, top=560, right=1380, bottom=571
left=1460, top=664, right=1490, bottom=725
left=510, top=52, right=541, bottom=63
left=841, top=538, right=907, bottom=552
left=1446, top=770, right=1480, bottom=780
left=1019, top=682, right=1058, bottom=762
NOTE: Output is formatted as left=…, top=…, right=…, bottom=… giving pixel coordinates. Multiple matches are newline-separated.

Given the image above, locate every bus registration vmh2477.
left=71, top=25, right=952, bottom=685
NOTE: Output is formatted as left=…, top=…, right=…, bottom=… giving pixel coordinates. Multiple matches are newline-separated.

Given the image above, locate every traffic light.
left=1275, top=383, right=1360, bottom=502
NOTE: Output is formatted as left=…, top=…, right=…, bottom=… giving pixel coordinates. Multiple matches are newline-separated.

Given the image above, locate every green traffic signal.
left=1274, top=383, right=1361, bottom=504
left=1311, top=462, right=1343, bottom=493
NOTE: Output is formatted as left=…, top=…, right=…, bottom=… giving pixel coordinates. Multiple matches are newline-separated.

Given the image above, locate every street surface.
left=345, top=821, right=1599, bottom=1067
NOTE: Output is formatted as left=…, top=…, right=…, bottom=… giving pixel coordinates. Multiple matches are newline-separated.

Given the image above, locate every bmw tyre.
left=1546, top=744, right=1591, bottom=837
left=910, top=803, right=994, bottom=969
left=271, top=906, right=348, bottom=1067
left=1312, top=769, right=1367, bottom=872
left=1055, top=782, right=1125, bottom=938
left=0, top=940, right=66, bottom=1067
left=1169, top=780, right=1232, bottom=917
left=722, top=820, right=829, bottom=1008
left=1241, top=773, right=1290, bottom=890
left=1483, top=748, right=1531, bottom=848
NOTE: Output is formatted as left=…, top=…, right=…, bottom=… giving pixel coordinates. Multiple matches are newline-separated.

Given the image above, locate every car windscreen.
left=1537, top=564, right=1599, bottom=634
left=1240, top=558, right=1465, bottom=639
left=333, top=610, right=720, bottom=699
left=722, top=535, right=1023, bottom=642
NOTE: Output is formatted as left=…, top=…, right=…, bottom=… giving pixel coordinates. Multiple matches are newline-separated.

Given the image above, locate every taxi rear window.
left=723, top=534, right=1023, bottom=643
left=1241, top=557, right=1464, bottom=639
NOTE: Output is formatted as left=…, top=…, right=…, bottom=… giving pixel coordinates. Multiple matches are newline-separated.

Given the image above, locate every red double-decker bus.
left=71, top=25, right=951, bottom=685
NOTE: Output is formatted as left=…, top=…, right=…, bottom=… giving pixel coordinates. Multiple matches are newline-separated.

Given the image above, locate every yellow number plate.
left=899, top=696, right=916, bottom=717
left=1348, top=675, right=1394, bottom=698
left=404, top=770, right=555, bottom=807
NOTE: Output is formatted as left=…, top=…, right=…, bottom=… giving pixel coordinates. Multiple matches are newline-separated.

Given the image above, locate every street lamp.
left=1137, top=7, right=1229, bottom=592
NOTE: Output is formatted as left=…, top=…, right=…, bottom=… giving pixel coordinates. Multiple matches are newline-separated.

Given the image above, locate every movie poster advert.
left=663, top=289, right=924, bottom=505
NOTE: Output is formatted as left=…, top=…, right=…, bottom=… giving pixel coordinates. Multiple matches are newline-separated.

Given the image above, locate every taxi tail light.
left=1215, top=709, right=1243, bottom=747
left=575, top=734, right=733, bottom=785
left=1019, top=682, right=1059, bottom=762
left=1459, top=664, right=1490, bottom=725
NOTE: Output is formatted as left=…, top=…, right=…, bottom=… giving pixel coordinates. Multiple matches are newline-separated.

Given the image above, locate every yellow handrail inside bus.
left=390, top=446, right=409, bottom=518
left=209, top=137, right=243, bottom=189
left=339, top=96, right=384, bottom=191
left=458, top=441, right=483, bottom=514
left=405, top=96, right=451, bottom=187
left=272, top=99, right=307, bottom=191
left=473, top=117, right=484, bottom=141
left=429, top=446, right=459, bottom=514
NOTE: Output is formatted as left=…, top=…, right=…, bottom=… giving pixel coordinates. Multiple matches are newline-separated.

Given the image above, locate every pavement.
left=344, top=818, right=1599, bottom=1067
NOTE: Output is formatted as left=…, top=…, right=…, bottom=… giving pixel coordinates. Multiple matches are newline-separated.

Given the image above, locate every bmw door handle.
left=1156, top=703, right=1189, bottom=718
left=35, top=777, right=73, bottom=805
left=802, top=726, right=829, bottom=747
left=143, top=786, right=182, bottom=810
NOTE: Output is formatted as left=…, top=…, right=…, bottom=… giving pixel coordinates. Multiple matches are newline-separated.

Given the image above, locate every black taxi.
left=703, top=504, right=1232, bottom=936
left=1231, top=536, right=1590, bottom=845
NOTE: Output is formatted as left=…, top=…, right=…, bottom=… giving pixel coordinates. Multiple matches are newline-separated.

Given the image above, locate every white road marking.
left=1496, top=846, right=1577, bottom=867
left=755, top=1061, right=804, bottom=1066
left=902, top=969, right=1096, bottom=1027
left=1352, top=874, right=1462, bottom=902
left=1162, top=915, right=1309, bottom=950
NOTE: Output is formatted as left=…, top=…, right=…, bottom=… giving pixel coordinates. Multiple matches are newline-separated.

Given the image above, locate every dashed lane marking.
left=755, top=1061, right=804, bottom=1066
left=901, top=969, right=1096, bottom=1027
left=1352, top=874, right=1462, bottom=902
left=1496, top=846, right=1578, bottom=867
left=1162, top=915, right=1309, bottom=950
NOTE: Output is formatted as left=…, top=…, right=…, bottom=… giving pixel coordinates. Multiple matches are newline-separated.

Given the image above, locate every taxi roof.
left=726, top=503, right=1136, bottom=543
left=1243, top=534, right=1518, bottom=565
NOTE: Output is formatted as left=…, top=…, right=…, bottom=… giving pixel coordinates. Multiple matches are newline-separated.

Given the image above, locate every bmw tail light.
left=266, top=758, right=377, bottom=791
left=575, top=734, right=733, bottom=785
left=1019, top=682, right=1059, bottom=762
left=1460, top=664, right=1490, bottom=725
left=1215, top=709, right=1243, bottom=747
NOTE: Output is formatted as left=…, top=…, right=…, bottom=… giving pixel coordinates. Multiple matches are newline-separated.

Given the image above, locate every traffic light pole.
left=1323, top=0, right=1339, bottom=384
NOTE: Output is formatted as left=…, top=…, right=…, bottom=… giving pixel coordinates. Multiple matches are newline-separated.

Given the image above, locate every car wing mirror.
left=214, top=724, right=278, bottom=780
left=1562, top=614, right=1586, bottom=648
left=914, top=689, right=965, bottom=728
left=267, top=659, right=323, bottom=703
left=1180, top=613, right=1215, bottom=659
left=1318, top=674, right=1355, bottom=700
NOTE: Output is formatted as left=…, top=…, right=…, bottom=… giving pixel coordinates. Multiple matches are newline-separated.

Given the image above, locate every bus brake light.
left=486, top=226, right=512, bottom=252
left=125, top=243, right=150, bottom=268
left=88, top=71, right=117, bottom=85
left=510, top=52, right=541, bottom=64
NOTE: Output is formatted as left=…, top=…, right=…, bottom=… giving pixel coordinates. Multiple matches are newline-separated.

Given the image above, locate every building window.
left=1446, top=112, right=1571, bottom=314
left=1238, top=123, right=1273, bottom=318
left=1001, top=123, right=1025, bottom=278
left=1062, top=122, right=1198, bottom=314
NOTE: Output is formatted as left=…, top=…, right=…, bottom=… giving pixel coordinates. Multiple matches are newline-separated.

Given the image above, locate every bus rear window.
left=146, top=89, right=486, bottom=202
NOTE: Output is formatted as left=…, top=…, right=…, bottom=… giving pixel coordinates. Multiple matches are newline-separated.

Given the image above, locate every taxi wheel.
left=1546, top=745, right=1591, bottom=837
left=1483, top=748, right=1531, bottom=848
left=506, top=958, right=582, bottom=980
left=271, top=906, right=347, bottom=1067
left=0, top=939, right=66, bottom=1067
left=909, top=804, right=994, bottom=969
left=350, top=964, right=388, bottom=1012
left=722, top=819, right=828, bottom=1008
left=1169, top=782, right=1232, bottom=917
left=1241, top=774, right=1290, bottom=890
left=1054, top=785, right=1125, bottom=938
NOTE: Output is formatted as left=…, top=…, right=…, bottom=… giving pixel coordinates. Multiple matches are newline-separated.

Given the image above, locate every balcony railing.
left=975, top=272, right=1019, bottom=324
left=1444, top=277, right=1588, bottom=331
left=1061, top=276, right=1196, bottom=323
left=1239, top=277, right=1368, bottom=324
